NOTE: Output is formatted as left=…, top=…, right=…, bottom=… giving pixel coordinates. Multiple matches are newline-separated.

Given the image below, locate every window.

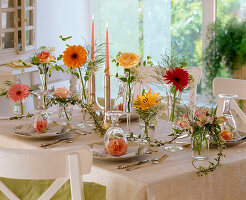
left=90, top=0, right=245, bottom=99
left=0, top=0, right=36, bottom=65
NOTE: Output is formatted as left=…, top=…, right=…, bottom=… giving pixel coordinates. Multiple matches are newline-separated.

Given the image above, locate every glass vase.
left=192, top=131, right=210, bottom=161
left=123, top=81, right=135, bottom=135
left=57, top=104, right=73, bottom=125
left=165, top=91, right=183, bottom=152
left=40, top=73, right=48, bottom=91
left=12, top=100, right=25, bottom=117
left=139, top=118, right=158, bottom=141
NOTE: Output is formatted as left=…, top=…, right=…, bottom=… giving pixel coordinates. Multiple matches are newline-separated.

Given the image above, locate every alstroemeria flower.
left=133, top=89, right=160, bottom=110
left=196, top=108, right=207, bottom=122
left=178, top=114, right=191, bottom=130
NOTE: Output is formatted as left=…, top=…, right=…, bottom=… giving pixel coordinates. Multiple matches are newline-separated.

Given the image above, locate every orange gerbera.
left=62, top=45, right=87, bottom=68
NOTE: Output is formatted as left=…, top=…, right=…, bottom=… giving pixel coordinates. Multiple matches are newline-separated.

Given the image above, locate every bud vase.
left=165, top=91, right=183, bottom=152
left=12, top=100, right=26, bottom=117
left=192, top=131, right=210, bottom=160
left=139, top=118, right=157, bottom=141
left=57, top=104, right=73, bottom=125
left=123, top=82, right=135, bottom=135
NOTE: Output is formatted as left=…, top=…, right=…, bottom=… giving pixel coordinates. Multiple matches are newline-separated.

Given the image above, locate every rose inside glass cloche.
left=104, top=127, right=128, bottom=157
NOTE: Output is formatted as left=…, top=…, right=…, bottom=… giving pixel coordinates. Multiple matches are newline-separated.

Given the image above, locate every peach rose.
left=105, top=138, right=127, bottom=156
left=37, top=51, right=55, bottom=63
left=34, top=120, right=47, bottom=133
left=116, top=52, right=139, bottom=69
left=220, top=130, right=233, bottom=141
left=53, top=87, right=71, bottom=99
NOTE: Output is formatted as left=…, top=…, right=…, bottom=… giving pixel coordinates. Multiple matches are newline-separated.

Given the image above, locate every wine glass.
left=105, top=81, right=126, bottom=128
left=219, top=94, right=241, bottom=139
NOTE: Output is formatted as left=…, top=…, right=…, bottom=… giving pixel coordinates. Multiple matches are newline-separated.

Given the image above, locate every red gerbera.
left=163, top=67, right=190, bottom=92
left=7, top=83, right=30, bottom=102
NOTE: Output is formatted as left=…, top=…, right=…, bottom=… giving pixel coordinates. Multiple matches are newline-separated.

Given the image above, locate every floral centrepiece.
left=134, top=89, right=163, bottom=140
left=176, top=107, right=227, bottom=175
left=49, top=87, right=73, bottom=122
left=32, top=46, right=60, bottom=91
left=2, top=83, right=31, bottom=116
left=164, top=66, right=191, bottom=123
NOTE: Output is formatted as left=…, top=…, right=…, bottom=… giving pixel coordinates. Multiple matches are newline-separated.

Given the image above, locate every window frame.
left=0, top=0, right=37, bottom=65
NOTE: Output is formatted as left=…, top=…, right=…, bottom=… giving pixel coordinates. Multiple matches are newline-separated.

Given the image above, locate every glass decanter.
left=219, top=94, right=241, bottom=140
left=33, top=91, right=51, bottom=133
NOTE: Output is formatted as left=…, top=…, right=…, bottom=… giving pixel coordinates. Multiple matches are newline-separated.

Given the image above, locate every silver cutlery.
left=53, top=121, right=91, bottom=135
left=126, top=154, right=168, bottom=171
left=117, top=154, right=168, bottom=169
left=40, top=134, right=79, bottom=148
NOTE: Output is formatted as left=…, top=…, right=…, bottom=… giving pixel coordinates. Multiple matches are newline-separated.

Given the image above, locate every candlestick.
left=105, top=21, right=110, bottom=76
left=89, top=73, right=104, bottom=111
left=104, top=75, right=111, bottom=112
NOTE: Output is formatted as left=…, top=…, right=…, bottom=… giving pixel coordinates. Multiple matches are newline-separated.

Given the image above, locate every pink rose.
left=37, top=51, right=55, bottom=63
left=53, top=87, right=71, bottom=99
left=105, top=138, right=127, bottom=156
left=34, top=120, right=47, bottom=133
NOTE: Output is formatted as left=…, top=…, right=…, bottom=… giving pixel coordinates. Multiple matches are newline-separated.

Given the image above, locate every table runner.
left=0, top=110, right=246, bottom=200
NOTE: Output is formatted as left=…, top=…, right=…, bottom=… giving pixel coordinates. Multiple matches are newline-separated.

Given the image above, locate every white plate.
left=89, top=140, right=149, bottom=161
left=12, top=122, right=67, bottom=139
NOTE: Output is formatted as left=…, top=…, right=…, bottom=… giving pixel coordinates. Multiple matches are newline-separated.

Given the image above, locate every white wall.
left=0, top=0, right=90, bottom=115
left=37, top=0, right=90, bottom=56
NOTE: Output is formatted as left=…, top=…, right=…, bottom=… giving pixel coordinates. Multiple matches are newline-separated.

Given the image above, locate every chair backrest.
left=134, top=66, right=202, bottom=110
left=213, top=77, right=246, bottom=126
left=0, top=145, right=93, bottom=200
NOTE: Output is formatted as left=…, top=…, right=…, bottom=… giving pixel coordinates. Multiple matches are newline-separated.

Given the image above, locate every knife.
left=117, top=154, right=167, bottom=169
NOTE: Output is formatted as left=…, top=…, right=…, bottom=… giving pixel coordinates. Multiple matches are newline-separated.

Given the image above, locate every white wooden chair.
left=0, top=145, right=93, bottom=200
left=134, top=66, right=202, bottom=110
left=213, top=77, right=246, bottom=130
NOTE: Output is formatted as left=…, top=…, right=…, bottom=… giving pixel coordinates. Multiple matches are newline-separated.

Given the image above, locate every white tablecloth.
left=0, top=110, right=246, bottom=200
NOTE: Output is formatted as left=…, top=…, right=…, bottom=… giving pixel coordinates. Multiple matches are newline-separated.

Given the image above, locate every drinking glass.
left=219, top=94, right=241, bottom=139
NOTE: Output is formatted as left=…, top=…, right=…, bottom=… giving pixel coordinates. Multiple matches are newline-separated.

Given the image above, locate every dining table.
left=1, top=108, right=246, bottom=200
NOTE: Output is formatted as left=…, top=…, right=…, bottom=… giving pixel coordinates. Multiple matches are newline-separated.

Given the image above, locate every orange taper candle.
left=105, top=21, right=110, bottom=76
left=91, top=15, right=95, bottom=61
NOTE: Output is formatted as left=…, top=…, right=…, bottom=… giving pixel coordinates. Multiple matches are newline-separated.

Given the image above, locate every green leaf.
left=170, top=86, right=177, bottom=94
left=147, top=56, right=151, bottom=60
left=59, top=35, right=72, bottom=41
left=143, top=61, right=146, bottom=66
left=57, top=54, right=63, bottom=61
left=119, top=77, right=127, bottom=82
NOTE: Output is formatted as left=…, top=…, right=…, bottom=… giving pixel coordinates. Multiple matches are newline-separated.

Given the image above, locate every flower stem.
left=144, top=122, right=149, bottom=138
left=64, top=106, right=69, bottom=121
left=78, top=67, right=87, bottom=102
left=170, top=89, right=177, bottom=122
left=127, top=70, right=131, bottom=113
left=20, top=101, right=24, bottom=116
